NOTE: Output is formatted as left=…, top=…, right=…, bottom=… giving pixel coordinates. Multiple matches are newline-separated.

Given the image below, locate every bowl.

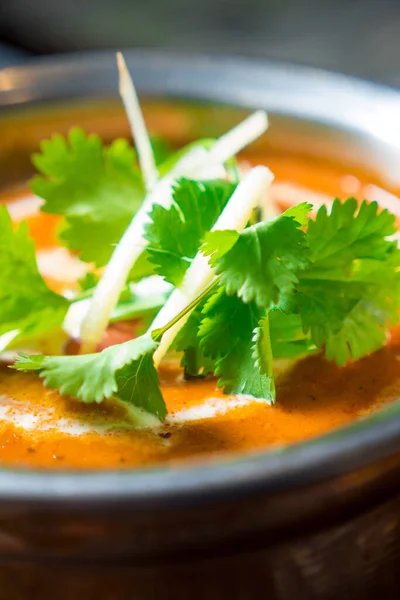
left=1, top=51, right=400, bottom=599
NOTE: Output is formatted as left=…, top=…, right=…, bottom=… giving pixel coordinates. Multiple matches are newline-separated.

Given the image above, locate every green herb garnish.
left=6, top=54, right=400, bottom=427
left=31, top=129, right=144, bottom=267
left=0, top=206, right=69, bottom=351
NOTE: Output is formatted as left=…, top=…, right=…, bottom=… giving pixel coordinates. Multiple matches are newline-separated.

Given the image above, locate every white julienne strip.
left=151, top=166, right=274, bottom=367
left=117, top=52, right=158, bottom=191
left=79, top=112, right=269, bottom=353
left=206, top=111, right=268, bottom=167
left=0, top=330, right=20, bottom=353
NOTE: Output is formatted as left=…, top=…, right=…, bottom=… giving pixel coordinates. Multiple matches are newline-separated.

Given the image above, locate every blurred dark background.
left=1, top=0, right=400, bottom=85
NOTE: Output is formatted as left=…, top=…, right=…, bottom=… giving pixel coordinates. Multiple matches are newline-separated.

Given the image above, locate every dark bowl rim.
left=1, top=49, right=400, bottom=509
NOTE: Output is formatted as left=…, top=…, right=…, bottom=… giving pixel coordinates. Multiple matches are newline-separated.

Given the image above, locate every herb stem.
left=152, top=277, right=220, bottom=343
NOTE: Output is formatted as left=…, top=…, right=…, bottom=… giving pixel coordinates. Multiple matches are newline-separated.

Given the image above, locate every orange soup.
left=1, top=152, right=400, bottom=470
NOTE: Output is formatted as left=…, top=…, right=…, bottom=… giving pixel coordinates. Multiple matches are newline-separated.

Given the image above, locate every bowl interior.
left=1, top=51, right=400, bottom=504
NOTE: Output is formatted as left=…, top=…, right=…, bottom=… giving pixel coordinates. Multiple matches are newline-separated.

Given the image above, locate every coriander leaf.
left=174, top=303, right=216, bottom=377
left=298, top=276, right=399, bottom=364
left=78, top=271, right=99, bottom=293
left=200, top=230, right=239, bottom=263
left=251, top=314, right=276, bottom=401
left=324, top=294, right=390, bottom=364
left=128, top=250, right=157, bottom=282
left=115, top=351, right=164, bottom=418
left=268, top=309, right=315, bottom=358
left=150, top=136, right=174, bottom=165
left=284, top=202, right=313, bottom=227
left=202, top=203, right=311, bottom=308
left=199, top=287, right=274, bottom=401
left=14, top=333, right=166, bottom=420
left=298, top=199, right=400, bottom=364
left=31, top=128, right=145, bottom=267
left=252, top=314, right=273, bottom=378
left=57, top=215, right=135, bottom=268
left=0, top=206, right=69, bottom=348
left=306, top=198, right=396, bottom=269
left=145, top=178, right=236, bottom=286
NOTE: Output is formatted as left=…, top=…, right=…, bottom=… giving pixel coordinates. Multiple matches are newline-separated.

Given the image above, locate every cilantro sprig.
left=14, top=278, right=220, bottom=423
left=202, top=203, right=311, bottom=307
left=198, top=288, right=275, bottom=400
left=297, top=199, right=400, bottom=364
left=200, top=198, right=400, bottom=368
left=0, top=206, right=69, bottom=351
left=31, top=129, right=145, bottom=268
left=15, top=190, right=400, bottom=423
left=16, top=333, right=165, bottom=420
left=8, top=55, right=400, bottom=427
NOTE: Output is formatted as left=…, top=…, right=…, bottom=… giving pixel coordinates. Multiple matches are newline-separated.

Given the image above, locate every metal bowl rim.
left=0, top=49, right=400, bottom=508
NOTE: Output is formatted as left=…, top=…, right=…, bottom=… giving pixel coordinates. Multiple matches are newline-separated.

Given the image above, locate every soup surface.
left=1, top=152, right=400, bottom=470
